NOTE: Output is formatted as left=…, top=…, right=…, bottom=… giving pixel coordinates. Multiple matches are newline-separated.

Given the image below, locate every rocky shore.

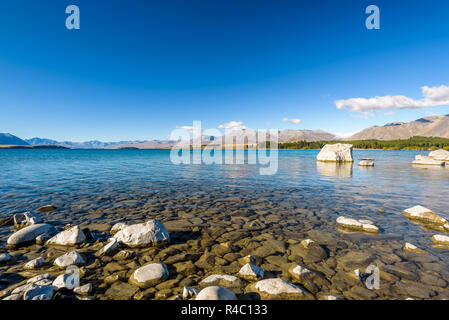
left=1, top=201, right=449, bottom=301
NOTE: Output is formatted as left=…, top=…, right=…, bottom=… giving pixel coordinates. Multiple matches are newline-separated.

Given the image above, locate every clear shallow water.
left=0, top=149, right=448, bottom=256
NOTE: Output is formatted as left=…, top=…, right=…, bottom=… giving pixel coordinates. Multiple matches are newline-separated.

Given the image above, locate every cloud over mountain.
left=335, top=84, right=449, bottom=115
left=283, top=118, right=301, bottom=124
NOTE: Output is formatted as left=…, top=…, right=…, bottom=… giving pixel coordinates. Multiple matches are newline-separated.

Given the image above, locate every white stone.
left=12, top=283, right=38, bottom=295
left=3, top=294, right=22, bottom=300
left=403, top=205, right=447, bottom=225
left=182, top=286, right=200, bottom=299
left=291, top=265, right=311, bottom=277
left=300, top=239, right=314, bottom=248
left=24, top=257, right=45, bottom=270
left=405, top=243, right=417, bottom=250
left=110, top=222, right=127, bottom=235
left=0, top=252, right=12, bottom=263
left=46, top=225, right=86, bottom=246
left=429, top=149, right=449, bottom=161
left=97, top=239, right=118, bottom=256
left=74, top=283, right=93, bottom=296
left=54, top=250, right=85, bottom=268
left=336, top=216, right=362, bottom=229
left=431, top=234, right=449, bottom=245
left=14, top=211, right=42, bottom=228
left=412, top=155, right=445, bottom=166
left=27, top=273, right=51, bottom=284
left=238, top=263, right=265, bottom=280
left=52, top=273, right=80, bottom=289
left=254, top=278, right=304, bottom=295
left=201, top=274, right=239, bottom=284
left=336, top=216, right=379, bottom=233
left=112, top=220, right=170, bottom=247
left=195, top=286, right=237, bottom=300
left=358, top=159, right=374, bottom=167
left=129, top=262, right=169, bottom=288
left=317, top=144, right=354, bottom=162
left=7, top=223, right=55, bottom=246
left=23, top=285, right=57, bottom=300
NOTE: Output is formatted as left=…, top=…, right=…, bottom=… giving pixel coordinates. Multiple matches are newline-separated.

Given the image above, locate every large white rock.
left=112, top=220, right=170, bottom=247
left=129, top=262, right=169, bottom=288
left=46, top=225, right=86, bottom=246
left=195, top=286, right=237, bottom=300
left=52, top=273, right=80, bottom=289
left=429, top=149, right=449, bottom=161
left=402, top=205, right=447, bottom=226
left=412, top=155, right=445, bottom=166
left=23, top=285, right=57, bottom=300
left=54, top=250, right=86, bottom=268
left=238, top=263, right=265, bottom=281
left=317, top=144, right=354, bottom=162
left=336, top=216, right=379, bottom=233
left=7, top=223, right=55, bottom=246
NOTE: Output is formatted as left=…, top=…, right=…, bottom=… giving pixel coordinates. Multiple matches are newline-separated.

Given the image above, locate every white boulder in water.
left=7, top=223, right=55, bottom=247
left=358, top=158, right=374, bottom=167
left=428, top=149, right=449, bottom=161
left=412, top=155, right=445, bottom=166
left=402, top=205, right=447, bottom=227
left=46, top=225, right=86, bottom=246
left=431, top=234, right=449, bottom=245
left=317, top=144, right=354, bottom=162
left=112, top=220, right=170, bottom=247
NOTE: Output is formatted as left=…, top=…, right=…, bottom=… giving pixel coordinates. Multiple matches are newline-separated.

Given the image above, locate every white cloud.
left=333, top=132, right=357, bottom=139
left=283, top=118, right=301, bottom=124
left=218, top=121, right=247, bottom=130
left=335, top=85, right=449, bottom=115
left=175, top=125, right=199, bottom=132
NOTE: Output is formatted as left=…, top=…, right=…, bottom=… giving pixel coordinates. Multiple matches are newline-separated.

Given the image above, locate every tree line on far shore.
left=268, top=136, right=449, bottom=150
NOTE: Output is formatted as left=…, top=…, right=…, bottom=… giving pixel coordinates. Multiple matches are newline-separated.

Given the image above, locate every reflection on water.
left=316, top=162, right=353, bottom=179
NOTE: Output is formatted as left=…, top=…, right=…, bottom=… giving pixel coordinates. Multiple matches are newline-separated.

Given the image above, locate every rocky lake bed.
left=1, top=149, right=449, bottom=300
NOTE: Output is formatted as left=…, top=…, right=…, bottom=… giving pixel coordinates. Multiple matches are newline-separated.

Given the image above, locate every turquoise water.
left=1, top=149, right=449, bottom=252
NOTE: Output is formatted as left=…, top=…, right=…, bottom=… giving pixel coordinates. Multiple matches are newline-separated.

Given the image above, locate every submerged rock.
left=24, top=257, right=45, bottom=269
left=46, top=225, right=86, bottom=246
left=37, top=205, right=57, bottom=213
left=7, top=223, right=55, bottom=247
left=0, top=252, right=12, bottom=263
left=105, top=281, right=139, bottom=300
left=336, top=216, right=379, bottom=233
left=112, top=220, right=170, bottom=247
left=238, top=263, right=265, bottom=281
left=431, top=234, right=449, bottom=246
left=402, top=206, right=448, bottom=228
left=403, top=242, right=428, bottom=254
left=195, top=286, right=237, bottom=300
left=316, top=144, right=354, bottom=163
left=129, top=262, right=169, bottom=288
left=199, top=274, right=242, bottom=289
left=247, top=278, right=314, bottom=300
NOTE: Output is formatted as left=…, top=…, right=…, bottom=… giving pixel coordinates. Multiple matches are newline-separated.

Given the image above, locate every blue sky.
left=1, top=0, right=449, bottom=141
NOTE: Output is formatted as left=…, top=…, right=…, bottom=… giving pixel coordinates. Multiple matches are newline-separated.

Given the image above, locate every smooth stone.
left=54, top=250, right=86, bottom=268
left=27, top=273, right=51, bottom=284
left=412, top=155, right=445, bottom=166
left=403, top=242, right=428, bottom=254
left=402, top=206, right=447, bottom=226
left=199, top=274, right=242, bottom=289
left=336, top=216, right=379, bottom=233
left=112, top=220, right=170, bottom=247
left=96, top=239, right=118, bottom=257
left=428, top=149, right=449, bottom=161
left=238, top=263, right=265, bottom=281
left=105, top=281, right=139, bottom=300
left=46, top=225, right=86, bottom=246
left=3, top=294, right=22, bottom=300
left=74, top=283, right=93, bottom=296
left=23, top=285, right=57, bottom=300
left=129, top=263, right=169, bottom=288
left=52, top=273, right=79, bottom=289
left=195, top=286, right=237, bottom=300
left=431, top=234, right=449, bottom=245
left=37, top=205, right=57, bottom=213
left=247, top=278, right=314, bottom=300
left=24, top=257, right=45, bottom=269
left=358, top=159, right=374, bottom=166
left=0, top=252, right=12, bottom=263
left=7, top=223, right=55, bottom=246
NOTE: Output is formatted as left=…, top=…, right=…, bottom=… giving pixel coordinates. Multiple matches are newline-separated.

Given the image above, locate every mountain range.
left=2, top=114, right=449, bottom=148
left=347, top=114, right=449, bottom=140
